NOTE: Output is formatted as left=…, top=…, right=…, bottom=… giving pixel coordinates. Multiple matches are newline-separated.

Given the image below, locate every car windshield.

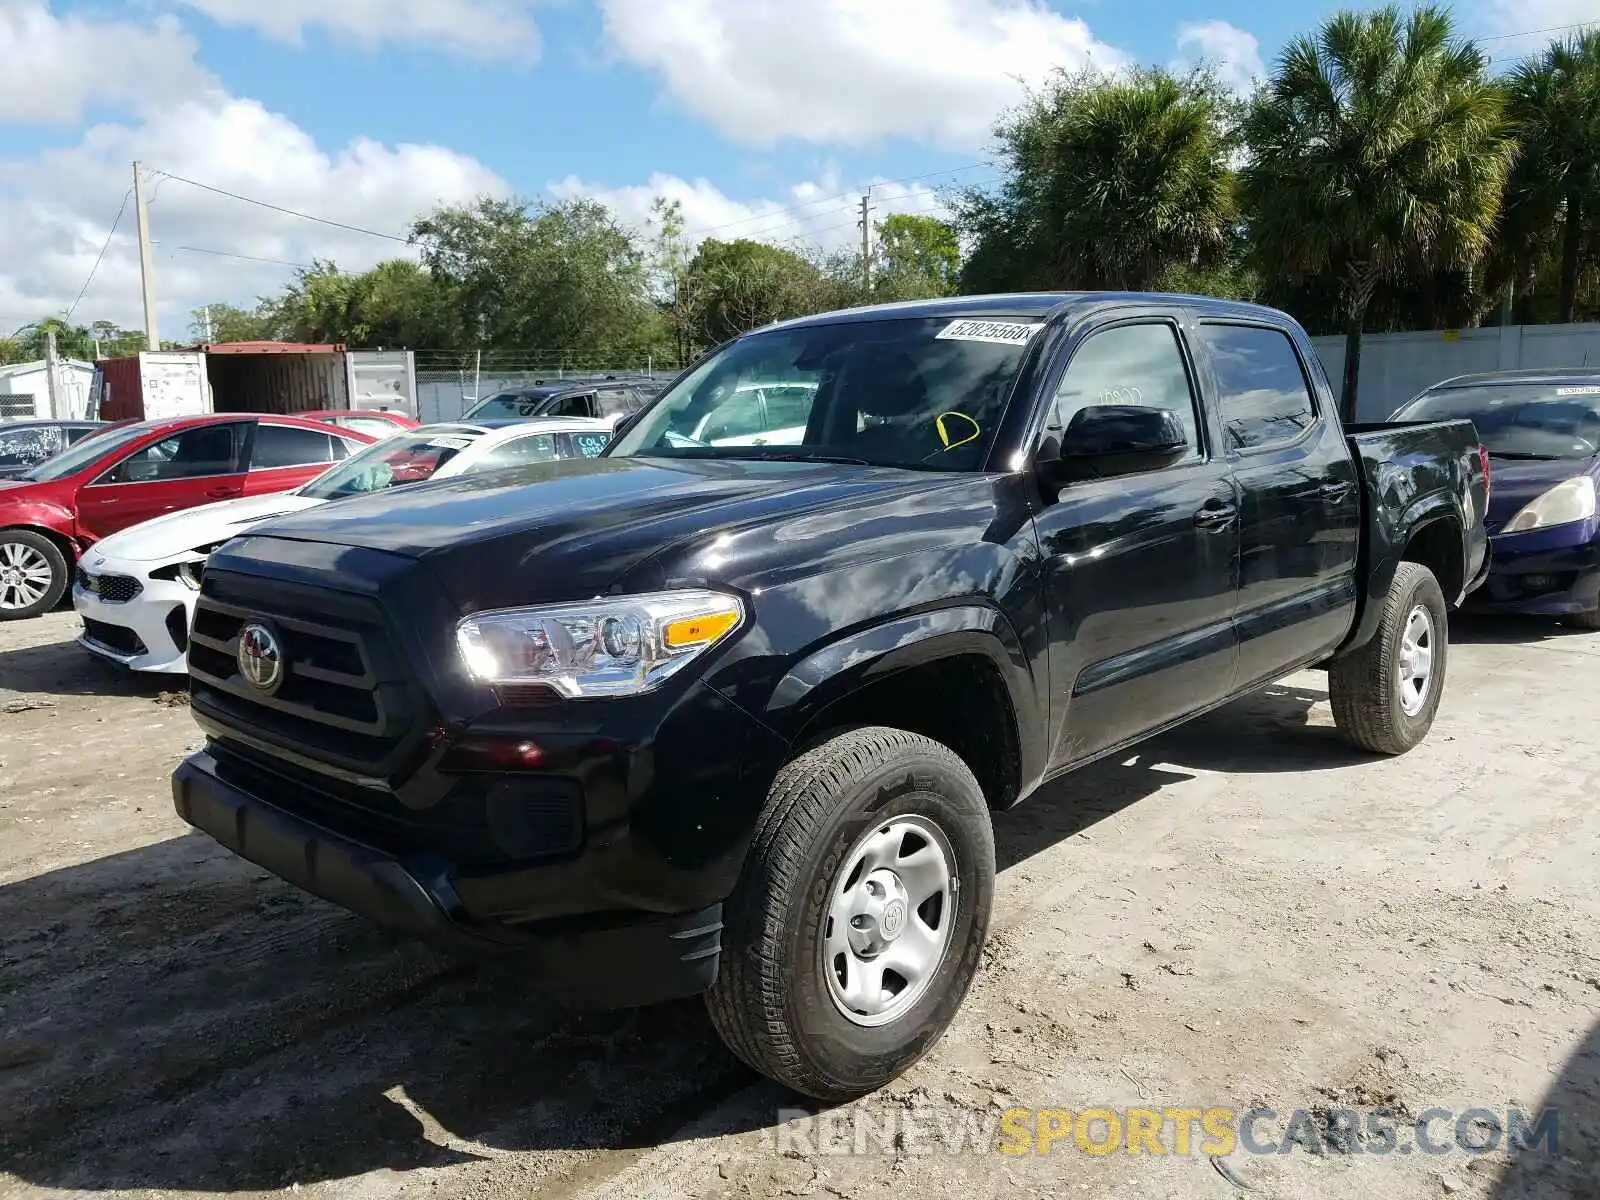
left=465, top=390, right=557, bottom=419
left=607, top=315, right=1041, bottom=470
left=1398, top=384, right=1600, bottom=460
left=18, top=422, right=154, bottom=481
left=299, top=429, right=482, bottom=500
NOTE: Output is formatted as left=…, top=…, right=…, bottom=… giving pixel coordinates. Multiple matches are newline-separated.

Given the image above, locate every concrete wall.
left=1311, top=324, right=1600, bottom=420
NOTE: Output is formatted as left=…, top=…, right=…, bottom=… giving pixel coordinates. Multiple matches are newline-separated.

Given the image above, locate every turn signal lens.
left=663, top=609, right=741, bottom=649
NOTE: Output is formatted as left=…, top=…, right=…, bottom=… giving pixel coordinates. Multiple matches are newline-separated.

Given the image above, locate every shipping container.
left=91, top=344, right=417, bottom=422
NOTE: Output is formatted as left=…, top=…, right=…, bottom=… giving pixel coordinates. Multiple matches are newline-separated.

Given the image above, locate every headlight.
left=1501, top=476, right=1597, bottom=533
left=456, top=589, right=744, bottom=698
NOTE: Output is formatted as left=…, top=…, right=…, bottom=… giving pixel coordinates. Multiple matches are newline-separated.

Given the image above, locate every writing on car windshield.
left=1400, top=385, right=1600, bottom=460
left=607, top=316, right=1040, bottom=470
left=301, top=433, right=477, bottom=500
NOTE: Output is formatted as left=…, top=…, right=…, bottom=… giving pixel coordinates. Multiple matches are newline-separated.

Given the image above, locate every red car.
left=300, top=409, right=419, bottom=439
left=0, top=413, right=373, bottom=620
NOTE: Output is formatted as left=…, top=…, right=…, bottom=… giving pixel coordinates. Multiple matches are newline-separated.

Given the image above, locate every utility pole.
left=859, top=187, right=873, bottom=295
left=133, top=161, right=159, bottom=350
left=43, top=328, right=61, bottom=419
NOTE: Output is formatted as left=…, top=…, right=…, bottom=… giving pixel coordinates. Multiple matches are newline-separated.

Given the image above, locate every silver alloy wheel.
left=1396, top=604, right=1434, bottom=717
left=823, top=814, right=957, bottom=1028
left=0, top=541, right=53, bottom=612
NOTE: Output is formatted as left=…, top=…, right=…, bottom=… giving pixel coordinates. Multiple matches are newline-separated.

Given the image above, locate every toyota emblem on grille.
left=237, top=622, right=285, bottom=693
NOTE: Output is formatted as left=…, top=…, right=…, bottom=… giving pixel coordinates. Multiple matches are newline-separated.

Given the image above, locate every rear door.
left=75, top=422, right=247, bottom=538
left=1033, top=311, right=1242, bottom=766
left=1193, top=320, right=1360, bottom=688
left=241, top=422, right=361, bottom=495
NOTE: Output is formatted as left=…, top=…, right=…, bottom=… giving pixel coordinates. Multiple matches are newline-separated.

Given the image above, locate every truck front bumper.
left=172, top=751, right=724, bottom=1009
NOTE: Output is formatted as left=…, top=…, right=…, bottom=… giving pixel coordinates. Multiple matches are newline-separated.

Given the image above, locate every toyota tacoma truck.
left=171, top=294, right=1489, bottom=1102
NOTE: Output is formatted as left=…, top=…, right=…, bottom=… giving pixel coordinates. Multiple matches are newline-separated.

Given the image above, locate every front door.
left=1033, top=316, right=1241, bottom=767
left=1193, top=320, right=1361, bottom=688
left=75, top=422, right=246, bottom=540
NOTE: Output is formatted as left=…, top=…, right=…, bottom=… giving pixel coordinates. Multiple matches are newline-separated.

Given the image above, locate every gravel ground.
left=1, top=608, right=1597, bottom=1200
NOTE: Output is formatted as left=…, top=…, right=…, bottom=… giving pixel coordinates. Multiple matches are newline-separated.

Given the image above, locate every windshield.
left=299, top=428, right=483, bottom=500
left=465, top=390, right=557, bottom=419
left=607, top=316, right=1041, bottom=470
left=1398, top=384, right=1600, bottom=460
left=19, top=422, right=153, bottom=481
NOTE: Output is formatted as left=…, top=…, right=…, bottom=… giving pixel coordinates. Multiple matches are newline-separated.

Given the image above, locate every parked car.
left=75, top=418, right=615, bottom=672
left=687, top=381, right=817, bottom=446
left=171, top=293, right=1487, bottom=1102
left=298, top=409, right=420, bottom=439
left=1392, top=369, right=1600, bottom=628
left=462, top=377, right=653, bottom=427
left=0, top=420, right=107, bottom=480
left=0, top=414, right=372, bottom=620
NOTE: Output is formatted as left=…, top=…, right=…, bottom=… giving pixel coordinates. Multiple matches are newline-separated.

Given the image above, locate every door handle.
left=204, top=487, right=233, bottom=499
left=1321, top=481, right=1355, bottom=503
left=1194, top=501, right=1237, bottom=530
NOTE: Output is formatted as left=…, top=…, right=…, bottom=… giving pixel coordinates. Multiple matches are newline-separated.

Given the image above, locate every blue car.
left=1393, top=369, right=1600, bottom=629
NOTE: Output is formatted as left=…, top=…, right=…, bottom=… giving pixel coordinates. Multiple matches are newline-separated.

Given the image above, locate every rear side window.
left=565, top=431, right=612, bottom=458
left=472, top=433, right=559, bottom=471
left=595, top=388, right=638, bottom=418
left=252, top=424, right=340, bottom=469
left=1200, top=324, right=1317, bottom=451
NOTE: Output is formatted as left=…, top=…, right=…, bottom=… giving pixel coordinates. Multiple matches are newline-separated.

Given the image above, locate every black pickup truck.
left=171, top=294, right=1488, bottom=1102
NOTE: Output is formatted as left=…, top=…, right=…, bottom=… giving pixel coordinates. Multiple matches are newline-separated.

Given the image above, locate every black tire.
left=707, top=727, right=995, bottom=1102
left=0, top=530, right=68, bottom=621
left=1562, top=608, right=1600, bottom=631
left=1330, top=561, right=1448, bottom=755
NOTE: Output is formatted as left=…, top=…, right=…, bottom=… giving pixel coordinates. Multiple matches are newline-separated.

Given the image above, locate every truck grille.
left=187, top=570, right=424, bottom=772
left=77, top=569, right=142, bottom=604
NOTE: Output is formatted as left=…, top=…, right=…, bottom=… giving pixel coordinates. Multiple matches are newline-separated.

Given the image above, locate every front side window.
left=1396, top=384, right=1600, bottom=460
left=546, top=393, right=595, bottom=419
left=100, top=424, right=240, bottom=483
left=300, top=429, right=483, bottom=500
left=1200, top=324, right=1318, bottom=451
left=466, top=390, right=555, bottom=420
left=1049, top=323, right=1203, bottom=461
left=470, top=433, right=559, bottom=471
left=610, top=315, right=1040, bottom=470
left=251, top=425, right=341, bottom=470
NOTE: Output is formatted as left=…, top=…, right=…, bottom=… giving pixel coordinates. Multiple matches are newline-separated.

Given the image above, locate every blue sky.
left=0, top=0, right=1577, bottom=340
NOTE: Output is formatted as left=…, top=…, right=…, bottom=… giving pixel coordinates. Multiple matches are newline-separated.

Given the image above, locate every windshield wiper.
left=1487, top=451, right=1562, bottom=461
left=742, top=452, right=872, bottom=466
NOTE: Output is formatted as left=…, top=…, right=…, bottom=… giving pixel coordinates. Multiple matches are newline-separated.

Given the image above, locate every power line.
left=1478, top=19, right=1597, bottom=43
left=152, top=242, right=317, bottom=269
left=148, top=169, right=413, bottom=244
left=65, top=189, right=132, bottom=322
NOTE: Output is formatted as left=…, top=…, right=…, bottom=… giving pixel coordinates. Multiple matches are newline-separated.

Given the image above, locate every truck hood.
left=1486, top=455, right=1600, bottom=529
left=92, top=492, right=327, bottom=563
left=243, top=455, right=960, bottom=610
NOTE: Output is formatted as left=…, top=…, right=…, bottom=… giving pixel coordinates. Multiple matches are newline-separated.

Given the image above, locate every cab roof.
left=763, top=291, right=1298, bottom=332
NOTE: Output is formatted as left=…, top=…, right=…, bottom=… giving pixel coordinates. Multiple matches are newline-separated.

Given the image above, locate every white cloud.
left=0, top=2, right=217, bottom=123
left=0, top=6, right=510, bottom=338
left=176, top=0, right=541, bottom=59
left=596, top=0, right=1130, bottom=149
left=547, top=172, right=951, bottom=255
left=1473, top=0, right=1597, bottom=60
left=1175, top=20, right=1265, bottom=94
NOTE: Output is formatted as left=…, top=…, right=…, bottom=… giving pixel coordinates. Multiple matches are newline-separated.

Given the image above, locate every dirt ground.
left=2, top=607, right=1599, bottom=1200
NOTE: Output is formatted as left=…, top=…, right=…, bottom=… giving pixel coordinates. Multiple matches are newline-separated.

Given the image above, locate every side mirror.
left=1036, top=404, right=1189, bottom=487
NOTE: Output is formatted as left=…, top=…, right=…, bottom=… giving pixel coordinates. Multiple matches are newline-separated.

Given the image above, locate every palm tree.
left=1241, top=7, right=1513, bottom=420
left=958, top=67, right=1237, bottom=294
left=1502, top=31, right=1600, bottom=324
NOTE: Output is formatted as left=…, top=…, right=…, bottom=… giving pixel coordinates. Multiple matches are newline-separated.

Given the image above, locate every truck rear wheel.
left=1330, top=561, right=1448, bottom=755
left=707, top=727, right=995, bottom=1102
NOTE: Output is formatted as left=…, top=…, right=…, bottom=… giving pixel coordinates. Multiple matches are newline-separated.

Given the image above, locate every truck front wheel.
left=707, top=727, right=995, bottom=1102
left=1330, top=561, right=1448, bottom=755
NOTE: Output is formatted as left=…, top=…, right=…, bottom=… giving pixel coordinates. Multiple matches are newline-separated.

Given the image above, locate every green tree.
left=957, top=66, right=1237, bottom=293
left=874, top=214, right=960, bottom=300
left=646, top=197, right=701, bottom=367
left=189, top=303, right=280, bottom=344
left=1241, top=7, right=1513, bottom=418
left=682, top=238, right=838, bottom=345
left=412, top=196, right=657, bottom=367
left=1499, top=31, right=1600, bottom=324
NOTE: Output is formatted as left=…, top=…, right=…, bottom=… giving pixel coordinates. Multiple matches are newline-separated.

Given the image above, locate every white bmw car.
left=74, top=417, right=615, bottom=673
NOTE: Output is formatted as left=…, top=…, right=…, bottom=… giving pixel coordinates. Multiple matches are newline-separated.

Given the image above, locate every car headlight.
left=1501, top=476, right=1597, bottom=534
left=456, top=589, right=744, bottom=698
